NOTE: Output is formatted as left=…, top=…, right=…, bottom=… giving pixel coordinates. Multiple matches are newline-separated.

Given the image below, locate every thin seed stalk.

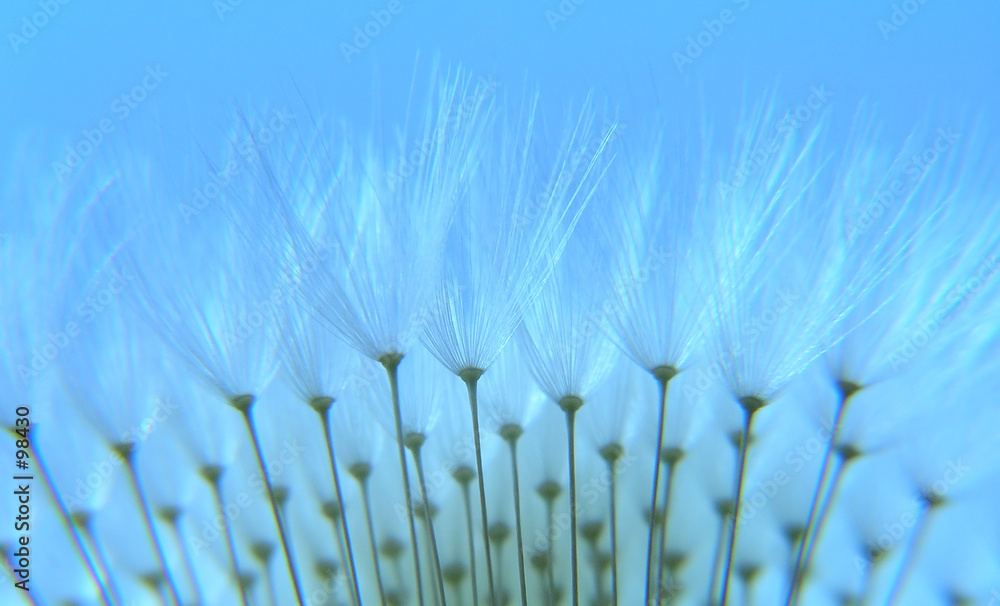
left=458, top=476, right=481, bottom=606
left=655, top=457, right=679, bottom=606
left=380, top=355, right=427, bottom=606
left=423, top=511, right=441, bottom=606
left=504, top=432, right=529, bottom=606
left=785, top=386, right=856, bottom=606
left=739, top=572, right=758, bottom=606
left=75, top=514, right=124, bottom=606
left=204, top=469, right=251, bottom=606
left=644, top=369, right=675, bottom=605
left=610, top=475, right=620, bottom=606
left=784, top=527, right=805, bottom=587
left=460, top=368, right=498, bottom=605
left=121, top=450, right=184, bottom=606
left=322, top=505, right=353, bottom=605
left=857, top=555, right=882, bottom=606
left=490, top=528, right=509, bottom=606
left=545, top=499, right=557, bottom=602
left=707, top=504, right=731, bottom=606
left=793, top=454, right=853, bottom=602
left=410, top=442, right=449, bottom=606
left=720, top=401, right=761, bottom=606
left=562, top=402, right=581, bottom=606
left=163, top=511, right=205, bottom=606
left=598, top=445, right=622, bottom=606
left=236, top=403, right=307, bottom=606
left=885, top=504, right=934, bottom=605
left=584, top=534, right=603, bottom=600
left=354, top=470, right=389, bottom=605
left=260, top=555, right=278, bottom=606
left=317, top=404, right=362, bottom=606
left=27, top=441, right=113, bottom=606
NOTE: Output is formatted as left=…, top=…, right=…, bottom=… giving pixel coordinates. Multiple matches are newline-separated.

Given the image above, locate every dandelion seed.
left=419, top=90, right=617, bottom=606
left=519, top=226, right=621, bottom=606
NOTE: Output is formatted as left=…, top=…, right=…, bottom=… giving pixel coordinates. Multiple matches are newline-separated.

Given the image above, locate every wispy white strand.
left=421, top=93, right=618, bottom=376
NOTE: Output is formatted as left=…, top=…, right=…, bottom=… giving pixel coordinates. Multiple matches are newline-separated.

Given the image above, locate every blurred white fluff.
left=116, top=153, right=284, bottom=401
left=479, top=339, right=546, bottom=434
left=279, top=299, right=366, bottom=403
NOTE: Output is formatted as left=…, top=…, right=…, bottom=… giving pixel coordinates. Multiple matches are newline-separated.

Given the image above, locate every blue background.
left=2, top=0, right=998, bottom=161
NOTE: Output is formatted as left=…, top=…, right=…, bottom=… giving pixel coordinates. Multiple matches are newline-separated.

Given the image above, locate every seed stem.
left=254, top=547, right=278, bottom=606
left=598, top=445, right=622, bottom=606
left=885, top=503, right=934, bottom=605
left=544, top=498, right=557, bottom=603
left=27, top=439, right=113, bottom=606
left=317, top=403, right=362, bottom=606
left=121, top=450, right=184, bottom=606
left=460, top=368, right=498, bottom=605
left=203, top=467, right=251, bottom=606
left=644, top=369, right=675, bottom=605
left=857, top=553, right=882, bottom=606
left=457, top=472, right=481, bottom=606
left=237, top=404, right=306, bottom=606
left=410, top=440, right=449, bottom=606
left=785, top=386, right=856, bottom=605
left=74, top=512, right=124, bottom=606
left=352, top=466, right=389, bottom=606
left=793, top=452, right=855, bottom=601
left=720, top=402, right=760, bottom=606
left=708, top=501, right=732, bottom=606
left=563, top=405, right=580, bottom=606
left=322, top=505, right=352, bottom=604
left=504, top=432, right=529, bottom=606
left=489, top=523, right=511, bottom=606
left=381, top=355, right=427, bottom=606
left=655, top=455, right=680, bottom=606
left=160, top=508, right=205, bottom=606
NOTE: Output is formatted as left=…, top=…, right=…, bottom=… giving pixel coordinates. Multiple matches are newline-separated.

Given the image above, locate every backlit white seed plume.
left=704, top=155, right=837, bottom=402
left=518, top=229, right=621, bottom=606
left=416, top=91, right=617, bottom=606
left=420, top=94, right=617, bottom=375
left=265, top=69, right=494, bottom=606
left=600, top=118, right=717, bottom=601
left=284, top=67, right=491, bottom=362
left=480, top=339, right=546, bottom=436
left=700, top=100, right=844, bottom=605
left=601, top=119, right=711, bottom=376
left=784, top=117, right=992, bottom=606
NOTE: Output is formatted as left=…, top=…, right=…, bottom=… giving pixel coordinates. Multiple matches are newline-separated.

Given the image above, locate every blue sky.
left=2, top=0, right=998, bottom=166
